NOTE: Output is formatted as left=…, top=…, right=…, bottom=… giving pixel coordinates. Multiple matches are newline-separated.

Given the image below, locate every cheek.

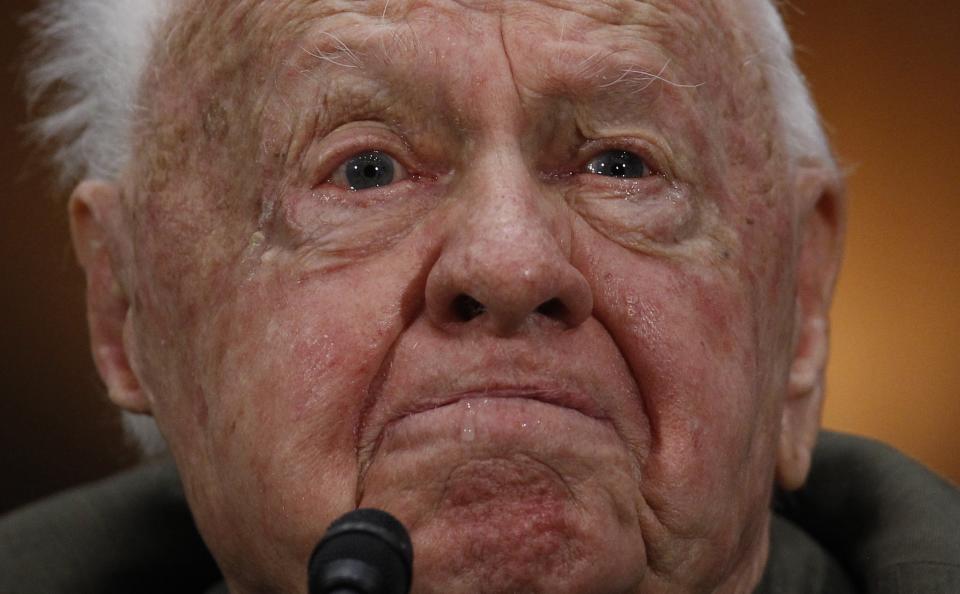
left=593, top=257, right=759, bottom=468
left=145, top=249, right=426, bottom=582
left=203, top=271, right=391, bottom=486
left=577, top=231, right=780, bottom=561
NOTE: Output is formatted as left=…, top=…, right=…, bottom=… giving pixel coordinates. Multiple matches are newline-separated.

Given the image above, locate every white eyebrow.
left=599, top=60, right=705, bottom=93
left=300, top=31, right=365, bottom=71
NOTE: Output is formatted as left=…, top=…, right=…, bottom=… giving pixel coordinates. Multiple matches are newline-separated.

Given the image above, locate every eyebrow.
left=519, top=48, right=705, bottom=142
left=299, top=30, right=366, bottom=70
left=272, top=75, right=410, bottom=178
left=598, top=60, right=705, bottom=93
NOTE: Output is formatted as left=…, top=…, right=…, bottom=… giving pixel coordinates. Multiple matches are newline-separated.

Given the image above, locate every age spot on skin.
left=202, top=100, right=229, bottom=141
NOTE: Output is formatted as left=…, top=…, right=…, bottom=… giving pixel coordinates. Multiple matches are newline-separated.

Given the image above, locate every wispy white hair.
left=739, top=0, right=836, bottom=168
left=25, top=0, right=834, bottom=455
left=25, top=0, right=169, bottom=188
left=25, top=0, right=173, bottom=455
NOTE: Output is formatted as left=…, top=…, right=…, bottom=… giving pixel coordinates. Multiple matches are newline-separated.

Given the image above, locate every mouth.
left=356, top=387, right=614, bottom=481
left=393, top=387, right=609, bottom=425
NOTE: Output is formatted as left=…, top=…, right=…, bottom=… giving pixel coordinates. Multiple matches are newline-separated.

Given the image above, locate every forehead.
left=157, top=0, right=760, bottom=151
left=167, top=0, right=752, bottom=72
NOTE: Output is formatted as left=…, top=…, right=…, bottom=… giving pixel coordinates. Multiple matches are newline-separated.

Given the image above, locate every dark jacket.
left=1, top=432, right=958, bottom=593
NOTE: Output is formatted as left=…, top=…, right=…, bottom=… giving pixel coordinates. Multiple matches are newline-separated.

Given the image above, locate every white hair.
left=24, top=0, right=169, bottom=187
left=25, top=0, right=834, bottom=455
left=738, top=0, right=836, bottom=168
left=25, top=0, right=172, bottom=454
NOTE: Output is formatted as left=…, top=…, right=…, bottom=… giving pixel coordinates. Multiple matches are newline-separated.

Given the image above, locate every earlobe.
left=776, top=167, right=846, bottom=491
left=777, top=307, right=827, bottom=490
left=69, top=180, right=151, bottom=414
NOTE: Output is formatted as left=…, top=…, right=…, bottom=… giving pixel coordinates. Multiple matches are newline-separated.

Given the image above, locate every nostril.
left=536, top=298, right=567, bottom=319
left=452, top=294, right=486, bottom=322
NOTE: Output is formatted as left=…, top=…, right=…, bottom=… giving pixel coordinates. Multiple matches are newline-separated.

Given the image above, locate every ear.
left=69, top=180, right=151, bottom=414
left=777, top=166, right=846, bottom=491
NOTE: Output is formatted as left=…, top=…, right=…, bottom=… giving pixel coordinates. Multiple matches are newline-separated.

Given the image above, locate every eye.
left=330, top=150, right=405, bottom=191
left=585, top=150, right=650, bottom=179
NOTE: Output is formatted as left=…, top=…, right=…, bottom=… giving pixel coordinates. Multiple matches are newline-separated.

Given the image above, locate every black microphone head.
left=308, top=508, right=413, bottom=594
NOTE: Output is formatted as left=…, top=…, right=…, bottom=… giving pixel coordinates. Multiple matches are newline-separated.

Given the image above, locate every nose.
left=424, top=163, right=592, bottom=337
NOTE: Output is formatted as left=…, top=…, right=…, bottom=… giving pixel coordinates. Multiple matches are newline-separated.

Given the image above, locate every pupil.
left=345, top=151, right=395, bottom=190
left=589, top=150, right=647, bottom=178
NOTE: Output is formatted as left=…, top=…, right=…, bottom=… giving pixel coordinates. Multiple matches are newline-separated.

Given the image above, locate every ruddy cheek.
left=197, top=291, right=378, bottom=523
left=582, top=238, right=757, bottom=453
left=249, top=310, right=375, bottom=423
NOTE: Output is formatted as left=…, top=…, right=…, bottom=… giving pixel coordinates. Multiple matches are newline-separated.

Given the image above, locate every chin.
left=404, top=484, right=645, bottom=594
left=411, top=537, right=644, bottom=594
left=355, top=398, right=650, bottom=593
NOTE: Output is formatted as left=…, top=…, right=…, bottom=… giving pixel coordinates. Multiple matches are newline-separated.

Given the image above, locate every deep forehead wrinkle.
left=167, top=0, right=741, bottom=65
left=282, top=0, right=715, bottom=106
left=166, top=0, right=740, bottom=101
left=291, top=30, right=681, bottom=101
left=391, top=0, right=709, bottom=27
left=232, top=0, right=737, bottom=62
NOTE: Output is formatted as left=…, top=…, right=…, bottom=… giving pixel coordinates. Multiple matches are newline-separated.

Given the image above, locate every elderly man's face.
left=70, top=0, right=841, bottom=592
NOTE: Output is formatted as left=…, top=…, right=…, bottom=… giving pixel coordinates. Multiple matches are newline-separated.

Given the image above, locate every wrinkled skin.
left=69, top=0, right=844, bottom=592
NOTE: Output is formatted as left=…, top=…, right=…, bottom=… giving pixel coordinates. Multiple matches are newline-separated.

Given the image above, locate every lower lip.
left=377, top=396, right=617, bottom=454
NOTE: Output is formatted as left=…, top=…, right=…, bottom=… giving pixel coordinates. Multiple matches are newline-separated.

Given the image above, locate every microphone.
left=308, top=508, right=413, bottom=594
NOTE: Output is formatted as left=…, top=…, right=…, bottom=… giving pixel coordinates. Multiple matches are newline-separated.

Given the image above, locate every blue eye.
left=586, top=150, right=649, bottom=178
left=341, top=150, right=396, bottom=190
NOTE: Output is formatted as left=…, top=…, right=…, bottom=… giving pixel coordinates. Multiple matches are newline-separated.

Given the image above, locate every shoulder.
left=0, top=459, right=221, bottom=594
left=773, top=431, right=960, bottom=593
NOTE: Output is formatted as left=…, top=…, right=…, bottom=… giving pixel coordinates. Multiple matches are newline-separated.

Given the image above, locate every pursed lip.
left=390, top=386, right=609, bottom=426
left=356, top=383, right=612, bottom=471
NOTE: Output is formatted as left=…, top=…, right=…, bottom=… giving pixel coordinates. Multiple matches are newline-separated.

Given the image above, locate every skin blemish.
left=202, top=100, right=230, bottom=140
left=260, top=248, right=278, bottom=264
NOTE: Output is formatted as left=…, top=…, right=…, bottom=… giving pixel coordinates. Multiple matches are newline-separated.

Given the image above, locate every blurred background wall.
left=1, top=0, right=958, bottom=515
left=798, top=0, right=960, bottom=484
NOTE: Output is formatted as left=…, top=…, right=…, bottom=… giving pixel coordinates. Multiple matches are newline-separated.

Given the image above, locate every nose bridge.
left=468, top=136, right=573, bottom=254
left=424, top=145, right=592, bottom=335
left=466, top=158, right=567, bottom=268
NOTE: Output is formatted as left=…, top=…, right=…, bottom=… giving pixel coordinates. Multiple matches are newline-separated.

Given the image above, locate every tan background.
left=1, top=1, right=957, bottom=515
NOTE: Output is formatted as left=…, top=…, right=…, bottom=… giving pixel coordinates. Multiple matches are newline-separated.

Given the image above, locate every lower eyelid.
left=305, top=178, right=421, bottom=210
left=575, top=171, right=662, bottom=190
